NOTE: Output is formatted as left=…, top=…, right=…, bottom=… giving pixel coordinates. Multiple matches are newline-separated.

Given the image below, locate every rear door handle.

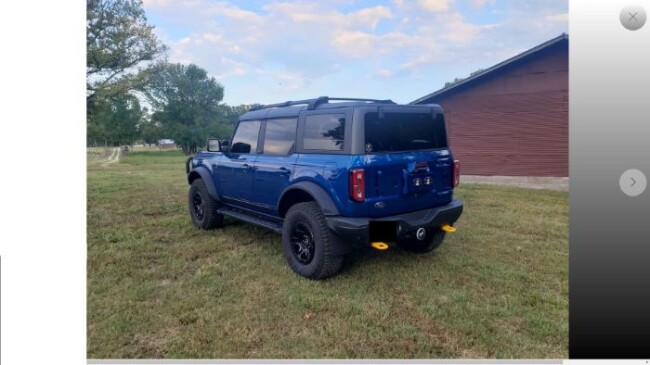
left=279, top=167, right=291, bottom=175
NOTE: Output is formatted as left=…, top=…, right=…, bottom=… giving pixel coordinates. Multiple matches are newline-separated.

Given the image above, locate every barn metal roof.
left=410, top=33, right=568, bottom=105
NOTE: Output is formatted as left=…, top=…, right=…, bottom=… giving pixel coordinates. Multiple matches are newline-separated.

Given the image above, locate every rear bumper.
left=325, top=199, right=463, bottom=254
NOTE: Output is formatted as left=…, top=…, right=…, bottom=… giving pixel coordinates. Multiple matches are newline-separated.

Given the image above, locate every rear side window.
left=263, top=118, right=297, bottom=155
left=364, top=112, right=448, bottom=153
left=230, top=120, right=261, bottom=154
left=303, top=114, right=345, bottom=151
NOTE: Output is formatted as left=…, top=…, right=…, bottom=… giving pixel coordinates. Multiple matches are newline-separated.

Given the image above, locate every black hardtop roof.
left=239, top=96, right=442, bottom=121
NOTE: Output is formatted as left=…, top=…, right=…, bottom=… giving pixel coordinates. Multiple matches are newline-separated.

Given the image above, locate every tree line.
left=443, top=68, right=485, bottom=89
left=87, top=0, right=251, bottom=154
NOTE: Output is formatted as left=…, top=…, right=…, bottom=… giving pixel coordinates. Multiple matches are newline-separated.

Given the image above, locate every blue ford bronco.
left=186, top=97, right=463, bottom=279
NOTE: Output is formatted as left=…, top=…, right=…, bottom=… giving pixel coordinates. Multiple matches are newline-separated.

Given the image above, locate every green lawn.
left=87, top=150, right=568, bottom=359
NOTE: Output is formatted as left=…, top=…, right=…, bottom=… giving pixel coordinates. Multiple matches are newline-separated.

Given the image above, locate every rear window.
left=364, top=112, right=448, bottom=153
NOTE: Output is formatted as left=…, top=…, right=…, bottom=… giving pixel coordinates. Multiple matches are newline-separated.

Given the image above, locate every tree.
left=219, top=104, right=256, bottom=126
left=88, top=93, right=144, bottom=146
left=87, top=0, right=166, bottom=102
left=139, top=117, right=163, bottom=146
left=146, top=63, right=227, bottom=154
left=443, top=68, right=485, bottom=88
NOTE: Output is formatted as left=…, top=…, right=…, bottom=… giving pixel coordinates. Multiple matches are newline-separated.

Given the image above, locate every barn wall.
left=422, top=44, right=568, bottom=177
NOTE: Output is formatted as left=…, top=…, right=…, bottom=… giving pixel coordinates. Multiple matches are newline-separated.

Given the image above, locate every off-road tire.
left=188, top=179, right=224, bottom=230
left=398, top=228, right=446, bottom=253
left=282, top=202, right=343, bottom=279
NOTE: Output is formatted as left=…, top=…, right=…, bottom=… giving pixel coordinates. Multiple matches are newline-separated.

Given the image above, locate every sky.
left=142, top=0, right=568, bottom=106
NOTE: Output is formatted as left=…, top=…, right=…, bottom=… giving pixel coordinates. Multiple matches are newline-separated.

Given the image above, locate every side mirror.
left=207, top=138, right=221, bottom=152
left=220, top=140, right=230, bottom=152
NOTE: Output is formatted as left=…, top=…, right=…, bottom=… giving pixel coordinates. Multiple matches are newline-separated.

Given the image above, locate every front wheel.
left=188, top=179, right=224, bottom=230
left=282, top=202, right=343, bottom=279
left=398, top=228, right=446, bottom=253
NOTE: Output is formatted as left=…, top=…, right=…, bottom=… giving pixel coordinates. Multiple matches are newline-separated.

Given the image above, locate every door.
left=218, top=120, right=261, bottom=207
left=253, top=118, right=299, bottom=214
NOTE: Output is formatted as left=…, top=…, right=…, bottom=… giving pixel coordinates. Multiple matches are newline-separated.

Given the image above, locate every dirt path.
left=100, top=147, right=121, bottom=167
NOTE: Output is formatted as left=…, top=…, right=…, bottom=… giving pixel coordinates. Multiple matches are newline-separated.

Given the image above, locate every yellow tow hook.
left=441, top=224, right=457, bottom=233
left=371, top=242, right=389, bottom=250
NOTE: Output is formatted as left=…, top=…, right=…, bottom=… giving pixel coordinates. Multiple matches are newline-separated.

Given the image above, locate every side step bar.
left=217, top=208, right=283, bottom=234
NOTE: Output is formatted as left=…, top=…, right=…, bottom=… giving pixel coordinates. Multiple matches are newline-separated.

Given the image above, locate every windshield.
left=364, top=111, right=448, bottom=153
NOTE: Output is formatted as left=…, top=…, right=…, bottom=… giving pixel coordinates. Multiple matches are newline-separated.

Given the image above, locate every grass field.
left=87, top=147, right=111, bottom=161
left=87, top=150, right=568, bottom=359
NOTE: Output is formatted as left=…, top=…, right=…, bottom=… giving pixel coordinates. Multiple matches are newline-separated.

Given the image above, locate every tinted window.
left=263, top=118, right=297, bottom=155
left=364, top=112, right=448, bottom=153
left=304, top=114, right=345, bottom=151
left=230, top=121, right=261, bottom=154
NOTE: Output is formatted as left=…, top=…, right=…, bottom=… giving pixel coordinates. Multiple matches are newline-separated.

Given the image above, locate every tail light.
left=452, top=160, right=460, bottom=188
left=349, top=168, right=365, bottom=202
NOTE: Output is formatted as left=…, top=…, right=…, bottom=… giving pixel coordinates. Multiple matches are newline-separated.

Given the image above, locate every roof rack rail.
left=326, top=97, right=396, bottom=104
left=250, top=96, right=396, bottom=111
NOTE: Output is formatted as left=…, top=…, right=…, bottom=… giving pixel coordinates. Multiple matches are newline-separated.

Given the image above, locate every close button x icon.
left=620, top=5, right=646, bottom=30
left=628, top=11, right=639, bottom=22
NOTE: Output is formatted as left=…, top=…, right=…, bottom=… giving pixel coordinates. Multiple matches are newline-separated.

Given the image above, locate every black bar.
left=251, top=96, right=397, bottom=111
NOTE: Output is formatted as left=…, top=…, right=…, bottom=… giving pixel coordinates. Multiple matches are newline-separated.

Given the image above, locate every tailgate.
left=362, top=149, right=454, bottom=217
left=359, top=107, right=454, bottom=217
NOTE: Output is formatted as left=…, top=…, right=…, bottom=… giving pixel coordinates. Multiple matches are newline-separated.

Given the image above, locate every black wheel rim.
left=290, top=222, right=315, bottom=264
left=192, top=192, right=205, bottom=221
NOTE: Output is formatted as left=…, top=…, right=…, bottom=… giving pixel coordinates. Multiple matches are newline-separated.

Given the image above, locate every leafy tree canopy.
left=87, top=0, right=166, bottom=101
left=146, top=63, right=228, bottom=154
left=88, top=93, right=144, bottom=146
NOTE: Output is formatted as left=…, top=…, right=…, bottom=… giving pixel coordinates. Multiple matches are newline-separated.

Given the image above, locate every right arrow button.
left=620, top=169, right=647, bottom=197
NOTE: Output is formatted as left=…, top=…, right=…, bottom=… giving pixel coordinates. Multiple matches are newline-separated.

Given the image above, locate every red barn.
left=412, top=34, right=568, bottom=177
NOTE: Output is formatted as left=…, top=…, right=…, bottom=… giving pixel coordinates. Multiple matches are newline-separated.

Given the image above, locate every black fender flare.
left=278, top=181, right=341, bottom=217
left=187, top=167, right=219, bottom=201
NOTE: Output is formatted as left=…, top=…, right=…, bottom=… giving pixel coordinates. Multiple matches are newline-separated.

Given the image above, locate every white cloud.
left=470, top=0, right=496, bottom=8
left=376, top=68, right=395, bottom=78
left=178, top=37, right=192, bottom=45
left=352, top=6, right=394, bottom=29
left=206, top=3, right=262, bottom=22
left=202, top=33, right=222, bottom=44
left=441, top=12, right=481, bottom=43
left=331, top=30, right=376, bottom=56
left=142, top=0, right=173, bottom=8
left=254, top=68, right=308, bottom=92
left=263, top=3, right=392, bottom=30
left=143, top=0, right=568, bottom=104
left=414, top=10, right=494, bottom=44
left=401, top=55, right=434, bottom=70
left=143, top=0, right=204, bottom=10
left=417, top=0, right=452, bottom=12
left=546, top=13, right=569, bottom=23
left=331, top=30, right=437, bottom=58
left=262, top=2, right=315, bottom=15
left=215, top=56, right=247, bottom=79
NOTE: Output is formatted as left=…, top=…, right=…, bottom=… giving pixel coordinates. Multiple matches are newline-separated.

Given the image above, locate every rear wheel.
left=282, top=202, right=343, bottom=279
left=188, top=179, right=224, bottom=230
left=398, top=228, right=446, bottom=253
